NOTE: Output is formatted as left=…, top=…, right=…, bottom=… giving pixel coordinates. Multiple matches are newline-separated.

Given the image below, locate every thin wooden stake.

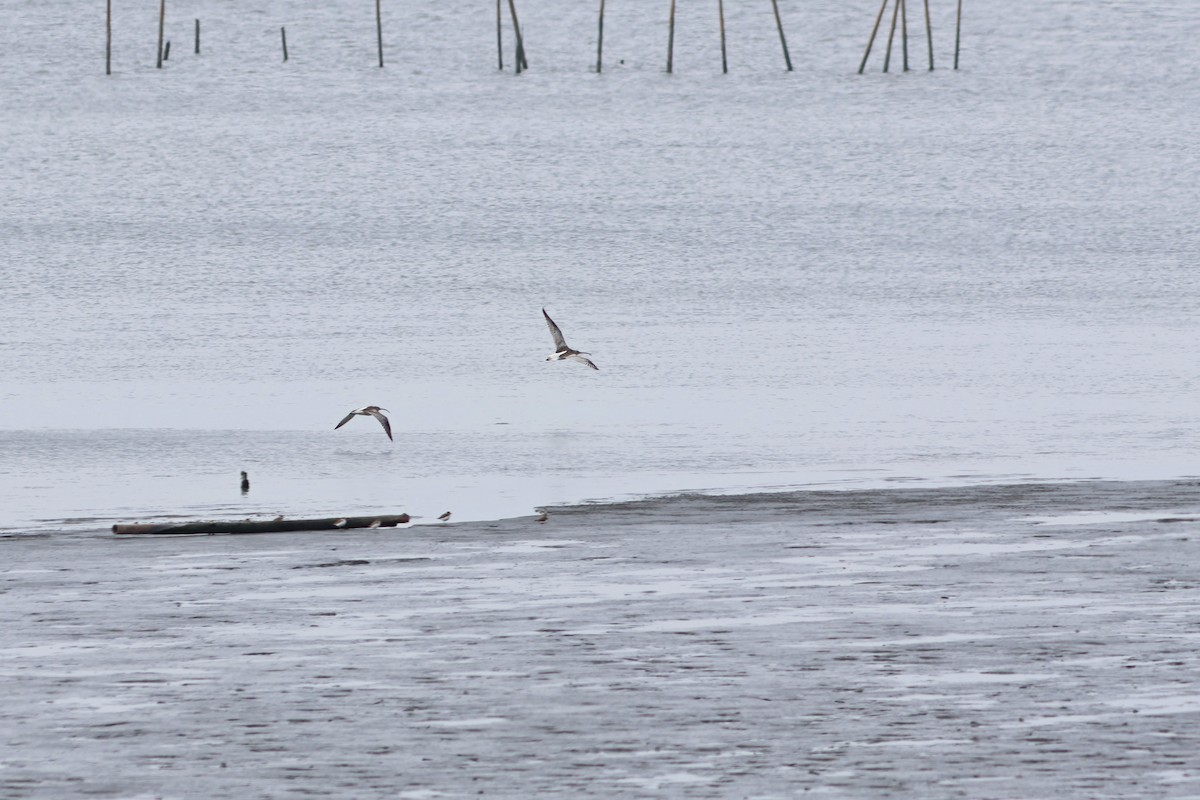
left=375, top=0, right=384, bottom=67
left=666, top=0, right=676, bottom=74
left=281, top=26, right=288, bottom=61
left=156, top=0, right=165, bottom=68
left=507, top=0, right=526, bottom=73
left=770, top=0, right=793, bottom=72
left=900, top=0, right=909, bottom=71
left=597, top=0, right=606, bottom=73
left=923, top=0, right=933, bottom=69
left=857, top=0, right=889, bottom=74
left=718, top=0, right=727, bottom=74
left=195, top=19, right=200, bottom=54
left=954, top=0, right=963, bottom=69
left=163, top=40, right=170, bottom=60
left=883, top=0, right=900, bottom=73
left=105, top=0, right=112, bottom=75
left=496, top=0, right=503, bottom=69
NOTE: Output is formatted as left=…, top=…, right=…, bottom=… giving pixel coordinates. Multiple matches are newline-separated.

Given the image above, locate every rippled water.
left=3, top=0, right=1200, bottom=533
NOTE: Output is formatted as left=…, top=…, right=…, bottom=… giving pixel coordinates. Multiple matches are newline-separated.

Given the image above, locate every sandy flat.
left=2, top=480, right=1200, bottom=798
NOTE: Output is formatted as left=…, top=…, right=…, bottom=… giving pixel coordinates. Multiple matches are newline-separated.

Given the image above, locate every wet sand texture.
left=3, top=480, right=1200, bottom=797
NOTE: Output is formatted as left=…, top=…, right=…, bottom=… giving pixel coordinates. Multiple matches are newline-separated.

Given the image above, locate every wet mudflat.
left=3, top=480, right=1200, bottom=798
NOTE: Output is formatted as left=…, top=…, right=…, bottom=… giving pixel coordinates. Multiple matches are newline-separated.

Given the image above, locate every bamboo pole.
left=507, top=0, right=526, bottom=73
left=954, top=0, right=962, bottom=69
left=666, top=0, right=676, bottom=74
left=923, top=0, right=933, bottom=69
left=156, top=0, right=165, bottom=68
left=857, top=0, right=889, bottom=74
left=900, top=0, right=909, bottom=71
left=718, top=0, right=727, bottom=74
left=105, top=0, right=112, bottom=75
left=163, top=40, right=170, bottom=60
left=596, top=0, right=606, bottom=73
left=281, top=26, right=288, bottom=61
left=770, top=0, right=793, bottom=72
left=375, top=0, right=384, bottom=67
left=496, top=0, right=503, bottom=69
left=195, top=18, right=200, bottom=54
left=883, top=0, right=900, bottom=73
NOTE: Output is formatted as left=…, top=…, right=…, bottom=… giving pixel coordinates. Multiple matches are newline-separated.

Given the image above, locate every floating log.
left=113, top=513, right=411, bottom=536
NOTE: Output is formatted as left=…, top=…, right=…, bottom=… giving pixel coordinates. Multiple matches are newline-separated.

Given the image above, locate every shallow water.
left=3, top=0, right=1200, bottom=532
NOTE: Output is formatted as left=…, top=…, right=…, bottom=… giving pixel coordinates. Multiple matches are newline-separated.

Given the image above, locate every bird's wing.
left=542, top=308, right=568, bottom=351
left=569, top=353, right=599, bottom=370
left=334, top=411, right=356, bottom=430
left=370, top=409, right=394, bottom=441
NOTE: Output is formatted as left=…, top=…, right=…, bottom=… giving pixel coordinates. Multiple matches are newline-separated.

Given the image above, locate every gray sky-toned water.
left=2, top=0, right=1199, bottom=530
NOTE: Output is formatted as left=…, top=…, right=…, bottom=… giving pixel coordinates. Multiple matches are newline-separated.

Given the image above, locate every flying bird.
left=334, top=406, right=393, bottom=441
left=543, top=308, right=599, bottom=370
left=438, top=511, right=452, bottom=522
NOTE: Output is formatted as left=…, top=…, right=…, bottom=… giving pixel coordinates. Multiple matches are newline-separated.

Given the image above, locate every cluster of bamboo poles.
left=858, top=0, right=963, bottom=74
left=496, top=0, right=793, bottom=75
left=104, top=1, right=961, bottom=78
left=106, top=0, right=387, bottom=73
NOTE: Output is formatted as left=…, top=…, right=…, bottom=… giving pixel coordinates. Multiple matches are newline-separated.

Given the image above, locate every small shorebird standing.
left=240, top=471, right=250, bottom=493
left=543, top=308, right=599, bottom=370
left=534, top=509, right=548, bottom=524
left=334, top=406, right=393, bottom=441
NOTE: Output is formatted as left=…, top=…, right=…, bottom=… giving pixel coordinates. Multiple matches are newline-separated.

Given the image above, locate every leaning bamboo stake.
left=507, top=0, right=526, bottom=73
left=770, top=0, right=793, bottom=72
left=496, top=0, right=503, bottom=69
left=375, top=0, right=384, bottom=67
left=718, top=0, right=728, bottom=74
left=953, top=0, right=962, bottom=69
left=155, top=0, right=165, bottom=68
left=882, top=0, right=900, bottom=73
left=105, top=0, right=112, bottom=74
left=857, top=0, right=889, bottom=74
left=666, top=0, right=676, bottom=74
left=596, top=0, right=606, bottom=73
left=900, top=0, right=909, bottom=71
left=281, top=26, right=288, bottom=61
left=923, top=0, right=933, bottom=69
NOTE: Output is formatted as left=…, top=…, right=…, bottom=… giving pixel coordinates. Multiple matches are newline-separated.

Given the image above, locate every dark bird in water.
left=335, top=406, right=393, bottom=441
left=438, top=511, right=452, bottom=522
left=240, top=471, right=250, bottom=493
left=543, top=308, right=599, bottom=370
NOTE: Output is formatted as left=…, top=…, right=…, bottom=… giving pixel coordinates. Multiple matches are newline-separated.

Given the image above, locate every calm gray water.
left=3, top=0, right=1199, bottom=532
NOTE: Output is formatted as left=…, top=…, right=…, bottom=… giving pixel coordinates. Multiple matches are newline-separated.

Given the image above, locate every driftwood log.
left=113, top=514, right=411, bottom=536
